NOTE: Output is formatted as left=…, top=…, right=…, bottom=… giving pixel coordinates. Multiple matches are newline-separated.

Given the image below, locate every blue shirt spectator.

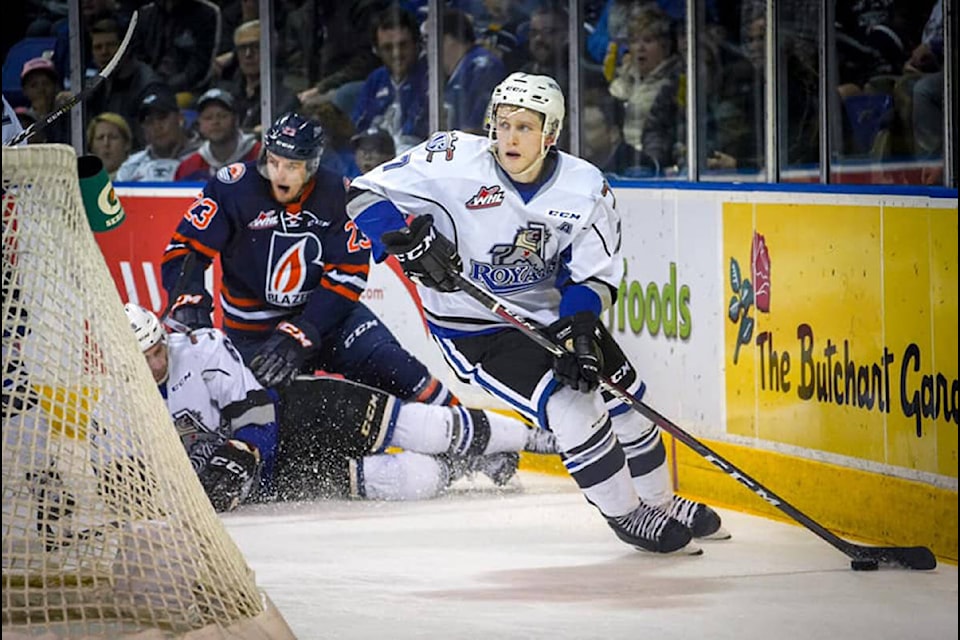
left=440, top=9, right=506, bottom=134
left=352, top=7, right=429, bottom=153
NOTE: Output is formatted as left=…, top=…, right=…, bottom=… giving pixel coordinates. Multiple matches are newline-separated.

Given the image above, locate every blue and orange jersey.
left=161, top=161, right=372, bottom=339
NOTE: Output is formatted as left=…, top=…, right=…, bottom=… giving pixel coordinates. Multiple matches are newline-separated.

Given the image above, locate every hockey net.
left=2, top=145, right=294, bottom=639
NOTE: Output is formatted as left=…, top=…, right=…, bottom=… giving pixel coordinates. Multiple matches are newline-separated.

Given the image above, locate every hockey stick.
left=159, top=251, right=199, bottom=334
left=446, top=269, right=936, bottom=571
left=5, top=11, right=139, bottom=147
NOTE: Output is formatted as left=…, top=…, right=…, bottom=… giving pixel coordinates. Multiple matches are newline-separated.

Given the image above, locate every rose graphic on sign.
left=728, top=231, right=771, bottom=364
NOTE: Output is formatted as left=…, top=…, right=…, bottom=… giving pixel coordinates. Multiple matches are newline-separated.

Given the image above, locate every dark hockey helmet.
left=258, top=112, right=325, bottom=177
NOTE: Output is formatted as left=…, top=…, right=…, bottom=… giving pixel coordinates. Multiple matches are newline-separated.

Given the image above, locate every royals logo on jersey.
left=465, top=185, right=505, bottom=209
left=172, top=407, right=217, bottom=448
left=470, top=223, right=555, bottom=294
left=266, top=233, right=323, bottom=306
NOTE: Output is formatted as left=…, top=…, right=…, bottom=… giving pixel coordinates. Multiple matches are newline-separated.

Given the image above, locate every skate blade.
left=696, top=526, right=731, bottom=541
left=634, top=541, right=703, bottom=556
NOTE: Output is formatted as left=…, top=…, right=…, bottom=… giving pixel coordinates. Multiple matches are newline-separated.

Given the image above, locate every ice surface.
left=223, top=472, right=957, bottom=640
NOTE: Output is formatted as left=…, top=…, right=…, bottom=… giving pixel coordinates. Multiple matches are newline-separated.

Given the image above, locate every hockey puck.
left=850, top=558, right=879, bottom=571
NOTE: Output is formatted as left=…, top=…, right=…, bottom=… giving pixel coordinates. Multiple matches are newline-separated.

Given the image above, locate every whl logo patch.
left=466, top=185, right=505, bottom=209
left=248, top=210, right=279, bottom=229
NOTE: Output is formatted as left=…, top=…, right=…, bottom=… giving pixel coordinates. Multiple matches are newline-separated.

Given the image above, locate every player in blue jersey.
left=160, top=112, right=455, bottom=406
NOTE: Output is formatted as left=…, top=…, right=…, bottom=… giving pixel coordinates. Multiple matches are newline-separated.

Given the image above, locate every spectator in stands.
left=351, top=6, right=429, bottom=154
left=135, top=0, right=221, bottom=97
left=217, top=20, right=297, bottom=135
left=299, top=98, right=361, bottom=179
left=85, top=17, right=161, bottom=148
left=217, top=0, right=258, bottom=59
left=440, top=8, right=506, bottom=133
left=518, top=5, right=569, bottom=83
left=19, top=57, right=69, bottom=143
left=20, top=57, right=59, bottom=120
left=581, top=96, right=659, bottom=178
left=116, top=86, right=201, bottom=182
left=175, top=88, right=261, bottom=182
left=907, top=0, right=943, bottom=184
left=607, top=5, right=682, bottom=170
left=741, top=4, right=819, bottom=168
left=86, top=112, right=133, bottom=180
left=476, top=0, right=526, bottom=71
left=297, top=2, right=387, bottom=108
left=351, top=127, right=397, bottom=175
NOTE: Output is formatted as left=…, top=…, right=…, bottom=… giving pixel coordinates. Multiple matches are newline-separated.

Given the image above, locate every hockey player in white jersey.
left=347, top=72, right=728, bottom=554
left=3, top=96, right=25, bottom=146
left=124, top=303, right=555, bottom=511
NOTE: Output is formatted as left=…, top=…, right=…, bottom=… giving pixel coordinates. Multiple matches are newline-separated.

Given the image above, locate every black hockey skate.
left=661, top=496, right=730, bottom=540
left=606, top=503, right=701, bottom=555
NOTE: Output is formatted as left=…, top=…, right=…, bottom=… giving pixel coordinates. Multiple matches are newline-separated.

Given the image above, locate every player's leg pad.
left=280, top=376, right=398, bottom=457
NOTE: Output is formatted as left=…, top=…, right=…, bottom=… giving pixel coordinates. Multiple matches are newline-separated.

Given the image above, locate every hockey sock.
left=610, top=412, right=673, bottom=506
left=390, top=402, right=457, bottom=453
left=361, top=452, right=448, bottom=501
left=481, top=410, right=529, bottom=453
left=546, top=386, right=640, bottom=517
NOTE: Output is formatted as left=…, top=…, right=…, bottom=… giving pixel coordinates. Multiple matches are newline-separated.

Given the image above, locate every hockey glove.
left=546, top=311, right=604, bottom=393
left=198, top=440, right=261, bottom=512
left=169, top=292, right=213, bottom=330
left=249, top=318, right=320, bottom=388
left=380, top=215, right=462, bottom=292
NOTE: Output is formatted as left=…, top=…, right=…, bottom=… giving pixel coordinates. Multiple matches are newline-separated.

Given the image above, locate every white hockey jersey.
left=349, top=132, right=623, bottom=335
left=160, top=329, right=275, bottom=472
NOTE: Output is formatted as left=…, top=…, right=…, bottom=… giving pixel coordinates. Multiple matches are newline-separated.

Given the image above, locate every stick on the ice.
left=444, top=268, right=936, bottom=571
left=6, top=11, right=139, bottom=147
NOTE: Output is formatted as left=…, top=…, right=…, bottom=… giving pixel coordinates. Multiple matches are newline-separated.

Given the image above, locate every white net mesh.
left=2, top=145, right=292, bottom=638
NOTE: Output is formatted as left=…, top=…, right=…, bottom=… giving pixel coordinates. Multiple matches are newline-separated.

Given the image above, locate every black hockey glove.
left=546, top=311, right=604, bottom=393
left=169, top=292, right=213, bottom=330
left=249, top=318, right=320, bottom=388
left=380, top=215, right=462, bottom=292
left=198, top=440, right=261, bottom=512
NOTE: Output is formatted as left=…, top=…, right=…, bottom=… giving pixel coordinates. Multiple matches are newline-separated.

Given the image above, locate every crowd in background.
left=2, top=0, right=948, bottom=185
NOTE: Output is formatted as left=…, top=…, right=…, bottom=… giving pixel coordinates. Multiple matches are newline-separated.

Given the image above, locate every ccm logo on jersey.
left=466, top=185, right=505, bottom=209
left=547, top=209, right=581, bottom=220
left=277, top=321, right=313, bottom=348
left=217, top=162, right=246, bottom=184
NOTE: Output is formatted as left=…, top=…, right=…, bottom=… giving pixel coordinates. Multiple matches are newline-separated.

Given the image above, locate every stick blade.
left=855, top=545, right=937, bottom=570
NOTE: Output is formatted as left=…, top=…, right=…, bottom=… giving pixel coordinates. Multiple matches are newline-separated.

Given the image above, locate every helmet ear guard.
left=258, top=112, right=325, bottom=178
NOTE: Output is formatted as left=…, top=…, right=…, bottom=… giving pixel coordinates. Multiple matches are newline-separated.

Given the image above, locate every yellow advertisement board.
left=723, top=203, right=958, bottom=477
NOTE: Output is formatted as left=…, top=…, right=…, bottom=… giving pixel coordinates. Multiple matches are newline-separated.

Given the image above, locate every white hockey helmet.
left=124, top=303, right=165, bottom=352
left=487, top=72, right=565, bottom=145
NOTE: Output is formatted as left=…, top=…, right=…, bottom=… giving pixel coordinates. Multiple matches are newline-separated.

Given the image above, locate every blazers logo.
left=217, top=162, right=246, bottom=184
left=465, top=185, right=505, bottom=209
